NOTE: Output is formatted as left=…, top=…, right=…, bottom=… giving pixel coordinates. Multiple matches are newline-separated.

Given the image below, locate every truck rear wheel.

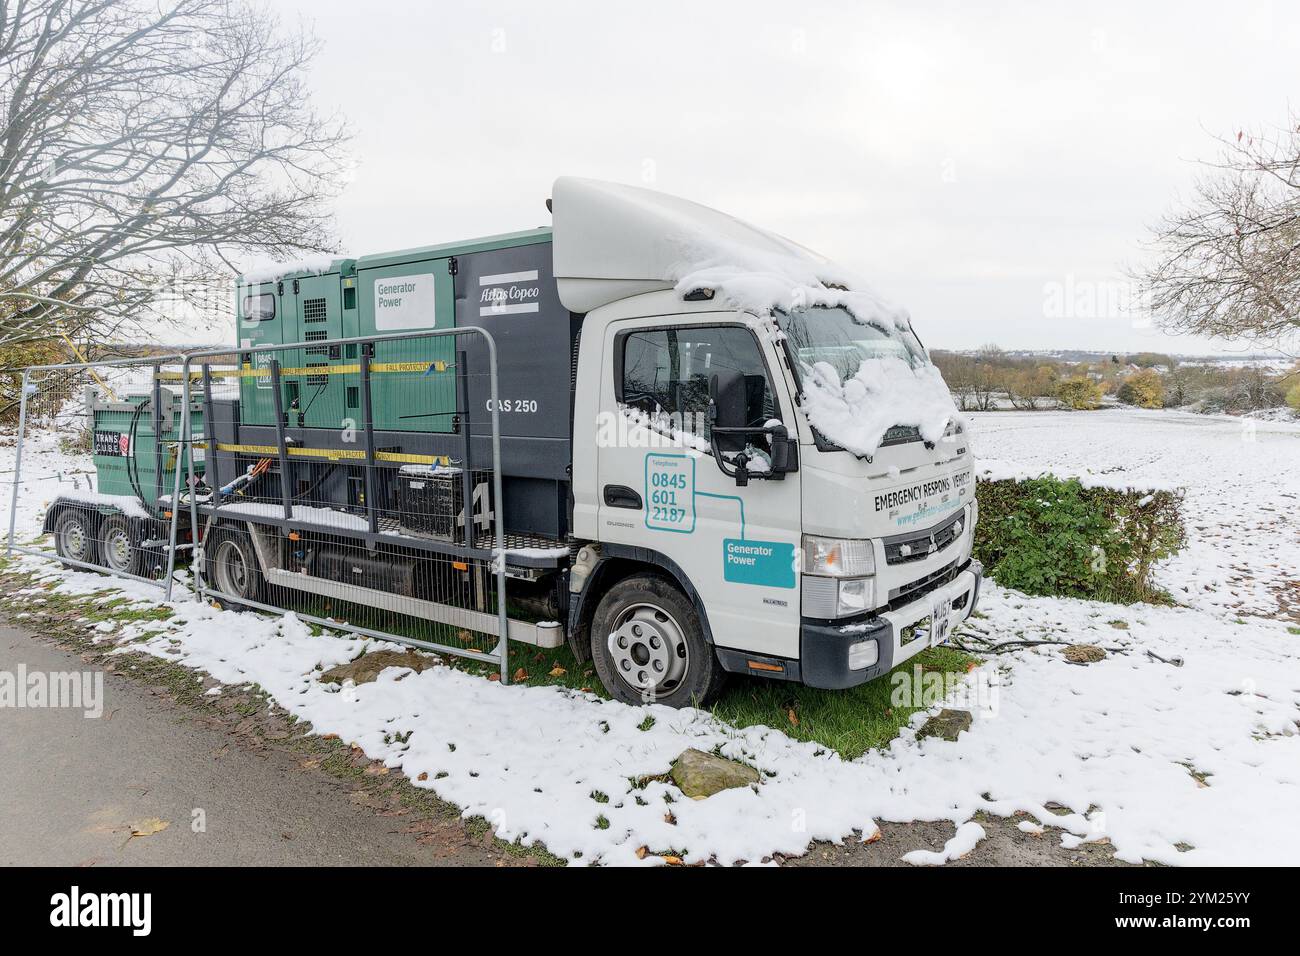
left=205, top=528, right=265, bottom=607
left=53, top=509, right=97, bottom=568
left=99, top=514, right=142, bottom=577
left=590, top=573, right=725, bottom=708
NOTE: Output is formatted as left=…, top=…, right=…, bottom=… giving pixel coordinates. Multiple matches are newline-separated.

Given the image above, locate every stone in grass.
left=670, top=748, right=760, bottom=799
left=319, top=649, right=436, bottom=685
left=916, top=708, right=972, bottom=742
left=1063, top=644, right=1106, bottom=664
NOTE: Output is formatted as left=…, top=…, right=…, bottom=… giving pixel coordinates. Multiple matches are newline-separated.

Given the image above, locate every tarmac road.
left=0, top=623, right=511, bottom=866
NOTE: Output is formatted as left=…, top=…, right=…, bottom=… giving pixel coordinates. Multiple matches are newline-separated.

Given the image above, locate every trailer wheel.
left=590, top=573, right=725, bottom=707
left=99, top=515, right=142, bottom=577
left=53, top=509, right=98, bottom=568
left=205, top=528, right=265, bottom=607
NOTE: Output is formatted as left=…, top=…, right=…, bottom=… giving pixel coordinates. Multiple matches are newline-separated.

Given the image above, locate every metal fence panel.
left=175, top=327, right=522, bottom=682
left=4, top=355, right=192, bottom=591
left=3, top=329, right=563, bottom=684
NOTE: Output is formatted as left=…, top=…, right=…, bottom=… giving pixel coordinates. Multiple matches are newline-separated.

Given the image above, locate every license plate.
left=928, top=593, right=953, bottom=647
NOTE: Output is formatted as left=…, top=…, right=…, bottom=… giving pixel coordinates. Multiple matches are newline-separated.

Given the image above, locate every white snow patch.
left=902, top=822, right=986, bottom=865
left=50, top=489, right=153, bottom=519
left=216, top=501, right=371, bottom=531
left=799, top=358, right=959, bottom=456
left=239, top=254, right=344, bottom=285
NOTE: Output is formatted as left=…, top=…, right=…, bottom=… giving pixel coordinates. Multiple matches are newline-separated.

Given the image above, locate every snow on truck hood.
left=551, top=176, right=957, bottom=456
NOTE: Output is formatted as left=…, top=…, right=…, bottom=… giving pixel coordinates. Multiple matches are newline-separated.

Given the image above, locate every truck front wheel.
left=590, top=574, right=725, bottom=708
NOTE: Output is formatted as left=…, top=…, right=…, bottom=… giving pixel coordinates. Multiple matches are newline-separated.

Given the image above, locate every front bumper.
left=799, top=559, right=983, bottom=690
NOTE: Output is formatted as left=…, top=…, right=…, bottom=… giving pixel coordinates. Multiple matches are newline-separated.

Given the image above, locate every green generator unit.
left=236, top=252, right=460, bottom=434
left=90, top=388, right=205, bottom=510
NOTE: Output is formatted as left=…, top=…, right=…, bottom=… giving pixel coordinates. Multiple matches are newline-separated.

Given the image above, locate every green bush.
left=974, top=476, right=1185, bottom=603
left=1055, top=376, right=1103, bottom=410
left=1117, top=369, right=1165, bottom=408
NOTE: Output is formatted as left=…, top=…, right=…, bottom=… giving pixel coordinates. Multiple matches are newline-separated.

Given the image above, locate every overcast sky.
left=267, top=0, right=1299, bottom=355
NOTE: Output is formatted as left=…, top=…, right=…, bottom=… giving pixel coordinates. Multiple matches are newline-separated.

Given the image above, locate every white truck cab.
left=556, top=178, right=982, bottom=706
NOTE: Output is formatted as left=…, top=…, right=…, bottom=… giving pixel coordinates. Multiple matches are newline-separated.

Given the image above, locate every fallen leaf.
left=487, top=673, right=501, bottom=682
left=786, top=708, right=799, bottom=727
left=548, top=665, right=567, bottom=677
left=635, top=846, right=648, bottom=860
left=128, top=818, right=169, bottom=839
left=321, top=733, right=339, bottom=741
left=864, top=828, right=882, bottom=844
left=417, top=771, right=429, bottom=782
left=513, top=668, right=528, bottom=681
left=363, top=764, right=389, bottom=776
left=664, top=811, right=677, bottom=825
left=299, top=758, right=320, bottom=770
left=661, top=855, right=684, bottom=866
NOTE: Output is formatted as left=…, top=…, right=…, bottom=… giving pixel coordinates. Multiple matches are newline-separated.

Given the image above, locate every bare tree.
left=1134, top=113, right=1300, bottom=351
left=0, top=0, right=350, bottom=354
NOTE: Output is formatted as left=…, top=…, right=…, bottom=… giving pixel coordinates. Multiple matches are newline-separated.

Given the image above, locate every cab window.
left=618, top=325, right=778, bottom=437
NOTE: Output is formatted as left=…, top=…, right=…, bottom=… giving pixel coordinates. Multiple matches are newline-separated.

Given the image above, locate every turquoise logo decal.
left=723, top=538, right=796, bottom=589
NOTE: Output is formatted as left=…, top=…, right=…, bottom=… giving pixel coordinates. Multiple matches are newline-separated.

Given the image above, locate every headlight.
left=802, top=535, right=875, bottom=577
left=836, top=577, right=872, bottom=615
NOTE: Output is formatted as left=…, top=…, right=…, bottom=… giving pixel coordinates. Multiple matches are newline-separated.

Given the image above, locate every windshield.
left=776, top=306, right=929, bottom=381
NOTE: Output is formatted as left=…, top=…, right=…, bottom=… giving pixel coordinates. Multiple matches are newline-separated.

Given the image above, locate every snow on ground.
left=4, top=408, right=1300, bottom=866
left=0, top=429, right=101, bottom=542
left=968, top=408, right=1300, bottom=623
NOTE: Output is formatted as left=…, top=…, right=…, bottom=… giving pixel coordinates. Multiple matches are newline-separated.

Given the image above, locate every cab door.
left=596, top=314, right=802, bottom=660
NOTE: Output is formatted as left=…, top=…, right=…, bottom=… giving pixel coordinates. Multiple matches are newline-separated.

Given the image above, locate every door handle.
left=603, top=485, right=642, bottom=510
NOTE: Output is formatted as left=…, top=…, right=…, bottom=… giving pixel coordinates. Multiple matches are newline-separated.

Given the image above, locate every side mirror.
left=707, top=371, right=799, bottom=486
left=768, top=423, right=792, bottom=473
left=708, top=369, right=747, bottom=433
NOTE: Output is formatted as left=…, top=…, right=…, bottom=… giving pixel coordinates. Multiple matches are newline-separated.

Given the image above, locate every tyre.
left=99, top=514, right=142, bottom=577
left=589, top=573, right=725, bottom=707
left=204, top=527, right=265, bottom=607
left=53, top=509, right=98, bottom=568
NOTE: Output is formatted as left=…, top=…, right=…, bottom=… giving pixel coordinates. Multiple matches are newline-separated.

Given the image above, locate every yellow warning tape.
left=214, top=442, right=449, bottom=466
left=156, top=360, right=448, bottom=382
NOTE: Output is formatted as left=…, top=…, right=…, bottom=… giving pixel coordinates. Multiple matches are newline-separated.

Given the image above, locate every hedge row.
left=973, top=476, right=1186, bottom=604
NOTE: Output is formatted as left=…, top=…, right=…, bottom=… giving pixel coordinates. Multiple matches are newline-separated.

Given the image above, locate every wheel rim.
left=103, top=526, right=133, bottom=572
left=60, top=517, right=90, bottom=562
left=608, top=602, right=690, bottom=697
left=213, top=540, right=249, bottom=596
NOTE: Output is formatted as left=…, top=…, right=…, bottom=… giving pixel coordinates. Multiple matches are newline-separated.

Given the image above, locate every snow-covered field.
left=3, top=408, right=1299, bottom=866
left=971, top=408, right=1300, bottom=623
